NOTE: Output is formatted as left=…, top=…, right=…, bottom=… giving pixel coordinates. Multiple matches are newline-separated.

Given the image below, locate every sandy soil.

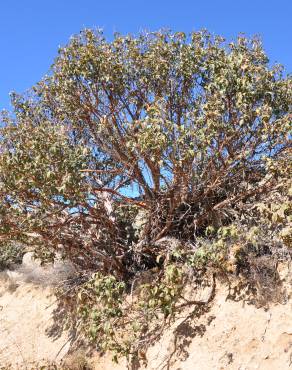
left=0, top=258, right=291, bottom=370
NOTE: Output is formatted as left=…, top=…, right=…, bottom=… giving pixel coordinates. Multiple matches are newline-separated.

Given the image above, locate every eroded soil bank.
left=0, top=260, right=291, bottom=370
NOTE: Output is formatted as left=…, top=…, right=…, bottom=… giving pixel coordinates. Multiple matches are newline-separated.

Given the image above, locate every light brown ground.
left=0, top=259, right=291, bottom=370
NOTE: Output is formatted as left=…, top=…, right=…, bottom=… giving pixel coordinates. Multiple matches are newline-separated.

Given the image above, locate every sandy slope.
left=93, top=269, right=292, bottom=370
left=0, top=259, right=291, bottom=369
left=0, top=254, right=72, bottom=368
left=146, top=285, right=292, bottom=370
left=0, top=282, right=69, bottom=367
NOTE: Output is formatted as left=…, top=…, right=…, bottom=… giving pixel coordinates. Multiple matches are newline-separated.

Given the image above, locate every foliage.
left=0, top=241, right=24, bottom=270
left=0, top=28, right=291, bottom=363
left=59, top=263, right=190, bottom=363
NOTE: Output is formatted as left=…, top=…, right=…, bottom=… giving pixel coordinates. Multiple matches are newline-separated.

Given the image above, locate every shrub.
left=0, top=28, right=291, bottom=363
left=0, top=241, right=24, bottom=270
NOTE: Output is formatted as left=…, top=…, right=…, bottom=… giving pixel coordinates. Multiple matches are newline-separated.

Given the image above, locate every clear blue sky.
left=1, top=0, right=291, bottom=111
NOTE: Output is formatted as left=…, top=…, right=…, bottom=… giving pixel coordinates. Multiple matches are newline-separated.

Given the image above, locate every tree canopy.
left=0, top=29, right=291, bottom=273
